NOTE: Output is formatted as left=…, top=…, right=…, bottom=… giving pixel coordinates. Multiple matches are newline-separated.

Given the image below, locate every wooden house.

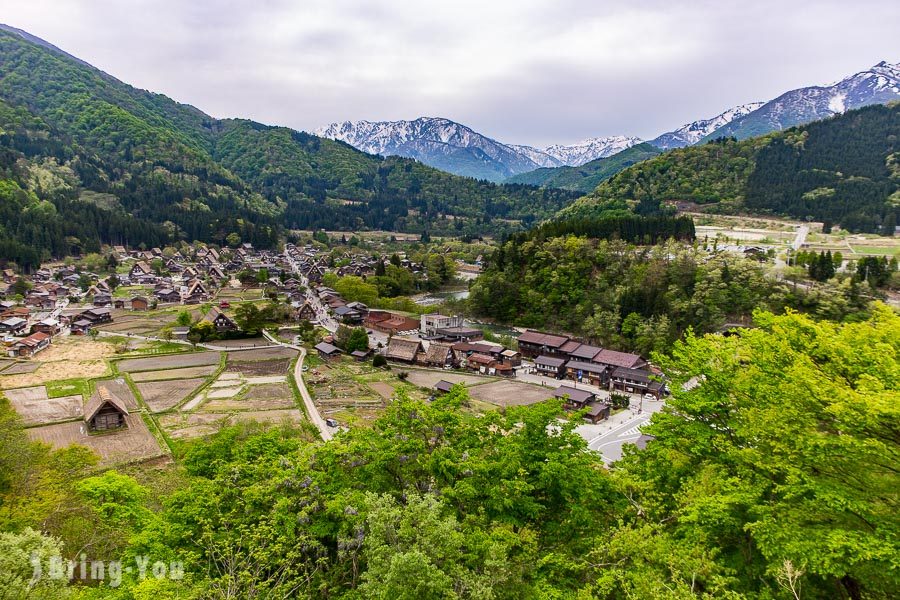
left=516, top=330, right=571, bottom=359
left=296, top=302, right=316, bottom=321
left=84, top=386, right=129, bottom=432
left=534, top=355, right=566, bottom=379
left=609, top=367, right=665, bottom=399
left=418, top=342, right=455, bottom=368
left=79, top=307, right=113, bottom=324
left=203, top=307, right=238, bottom=333
left=434, top=380, right=455, bottom=394
left=130, top=296, right=150, bottom=311
left=314, top=341, right=343, bottom=361
left=563, top=360, right=610, bottom=387
left=0, top=316, right=28, bottom=335
left=593, top=349, right=647, bottom=371
left=384, top=337, right=423, bottom=364
left=8, top=332, right=51, bottom=357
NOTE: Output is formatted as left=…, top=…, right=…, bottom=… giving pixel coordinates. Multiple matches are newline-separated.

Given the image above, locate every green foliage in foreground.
left=1, top=309, right=898, bottom=598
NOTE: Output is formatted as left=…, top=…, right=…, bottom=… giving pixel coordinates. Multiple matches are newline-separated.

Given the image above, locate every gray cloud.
left=2, top=0, right=898, bottom=146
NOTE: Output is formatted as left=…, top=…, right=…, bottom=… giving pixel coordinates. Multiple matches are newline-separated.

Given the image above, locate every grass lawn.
left=45, top=378, right=92, bottom=400
left=113, top=285, right=148, bottom=298
left=849, top=245, right=900, bottom=257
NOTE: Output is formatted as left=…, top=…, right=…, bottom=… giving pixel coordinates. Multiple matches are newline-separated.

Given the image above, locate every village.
left=0, top=235, right=665, bottom=466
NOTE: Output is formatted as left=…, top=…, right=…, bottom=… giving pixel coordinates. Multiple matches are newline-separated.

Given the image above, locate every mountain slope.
left=706, top=61, right=900, bottom=140
left=541, top=135, right=642, bottom=166
left=316, top=118, right=645, bottom=179
left=0, top=27, right=579, bottom=267
left=315, top=117, right=544, bottom=181
left=560, top=103, right=900, bottom=234
left=504, top=143, right=663, bottom=193
left=650, top=103, right=764, bottom=149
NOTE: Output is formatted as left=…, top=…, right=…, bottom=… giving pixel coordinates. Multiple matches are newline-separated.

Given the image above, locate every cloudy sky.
left=2, top=0, right=899, bottom=146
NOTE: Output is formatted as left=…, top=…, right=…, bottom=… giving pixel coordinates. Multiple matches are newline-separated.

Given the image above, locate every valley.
left=0, top=14, right=897, bottom=600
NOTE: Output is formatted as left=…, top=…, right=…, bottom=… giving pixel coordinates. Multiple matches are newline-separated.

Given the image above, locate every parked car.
left=219, top=301, right=230, bottom=308
left=325, top=418, right=338, bottom=428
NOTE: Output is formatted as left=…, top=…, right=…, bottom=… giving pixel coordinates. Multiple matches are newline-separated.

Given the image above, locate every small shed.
left=434, top=380, right=456, bottom=394
left=130, top=296, right=150, bottom=311
left=315, top=342, right=343, bottom=360
left=552, top=385, right=596, bottom=409
left=350, top=349, right=371, bottom=361
left=84, top=386, right=130, bottom=432
left=583, top=401, right=611, bottom=424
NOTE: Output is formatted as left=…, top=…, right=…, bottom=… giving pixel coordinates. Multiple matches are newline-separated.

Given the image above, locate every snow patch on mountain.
left=706, top=61, right=900, bottom=140
left=541, top=136, right=643, bottom=166
left=649, top=103, right=765, bottom=149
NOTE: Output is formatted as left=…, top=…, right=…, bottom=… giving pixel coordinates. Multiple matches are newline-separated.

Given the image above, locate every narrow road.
left=792, top=224, right=809, bottom=251
left=283, top=251, right=338, bottom=333
left=262, top=329, right=333, bottom=441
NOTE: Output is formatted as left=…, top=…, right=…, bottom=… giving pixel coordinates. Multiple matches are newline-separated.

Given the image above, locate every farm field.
left=467, top=380, right=554, bottom=407
left=227, top=347, right=298, bottom=361
left=227, top=358, right=293, bottom=376
left=137, top=378, right=207, bottom=412
left=404, top=370, right=496, bottom=389
left=25, top=414, right=165, bottom=465
left=129, top=365, right=218, bottom=382
left=117, top=351, right=221, bottom=372
left=158, top=408, right=303, bottom=440
left=4, top=385, right=82, bottom=425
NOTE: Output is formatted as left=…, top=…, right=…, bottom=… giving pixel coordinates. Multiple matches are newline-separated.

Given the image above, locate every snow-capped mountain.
left=541, top=136, right=643, bottom=166
left=706, top=61, right=900, bottom=141
left=506, top=144, right=565, bottom=169
left=316, top=117, right=642, bottom=180
left=650, top=103, right=765, bottom=149
left=315, top=117, right=545, bottom=182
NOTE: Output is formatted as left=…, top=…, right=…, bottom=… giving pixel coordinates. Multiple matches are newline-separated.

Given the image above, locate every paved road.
left=283, top=252, right=338, bottom=333
left=576, top=398, right=664, bottom=463
left=262, top=329, right=333, bottom=441
left=792, top=224, right=810, bottom=251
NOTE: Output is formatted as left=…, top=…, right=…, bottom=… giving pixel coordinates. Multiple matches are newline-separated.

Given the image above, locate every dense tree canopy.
left=0, top=309, right=898, bottom=597
left=562, top=104, right=900, bottom=233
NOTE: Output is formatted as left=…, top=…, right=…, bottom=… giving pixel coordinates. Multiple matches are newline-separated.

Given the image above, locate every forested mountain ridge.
left=560, top=102, right=900, bottom=233
left=504, top=143, right=663, bottom=192
left=705, top=60, right=900, bottom=141
left=0, top=27, right=577, bottom=268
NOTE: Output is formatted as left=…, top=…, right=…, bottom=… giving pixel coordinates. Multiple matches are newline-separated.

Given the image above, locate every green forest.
left=0, top=29, right=576, bottom=268
left=1, top=308, right=897, bottom=598
left=561, top=103, right=900, bottom=233
left=469, top=235, right=875, bottom=355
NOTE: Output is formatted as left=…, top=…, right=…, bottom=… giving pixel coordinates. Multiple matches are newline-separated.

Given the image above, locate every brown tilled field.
left=227, top=359, right=292, bottom=376
left=136, top=378, right=207, bottom=412
left=117, top=351, right=221, bottom=372
left=1, top=362, right=41, bottom=375
left=227, top=347, right=297, bottom=361
left=158, top=412, right=231, bottom=439
left=1, top=360, right=109, bottom=389
left=467, top=380, right=553, bottom=407
left=369, top=381, right=395, bottom=400
left=159, top=408, right=303, bottom=439
left=26, top=414, right=164, bottom=465
left=5, top=386, right=83, bottom=425
left=129, top=365, right=218, bottom=382
left=405, top=370, right=495, bottom=389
